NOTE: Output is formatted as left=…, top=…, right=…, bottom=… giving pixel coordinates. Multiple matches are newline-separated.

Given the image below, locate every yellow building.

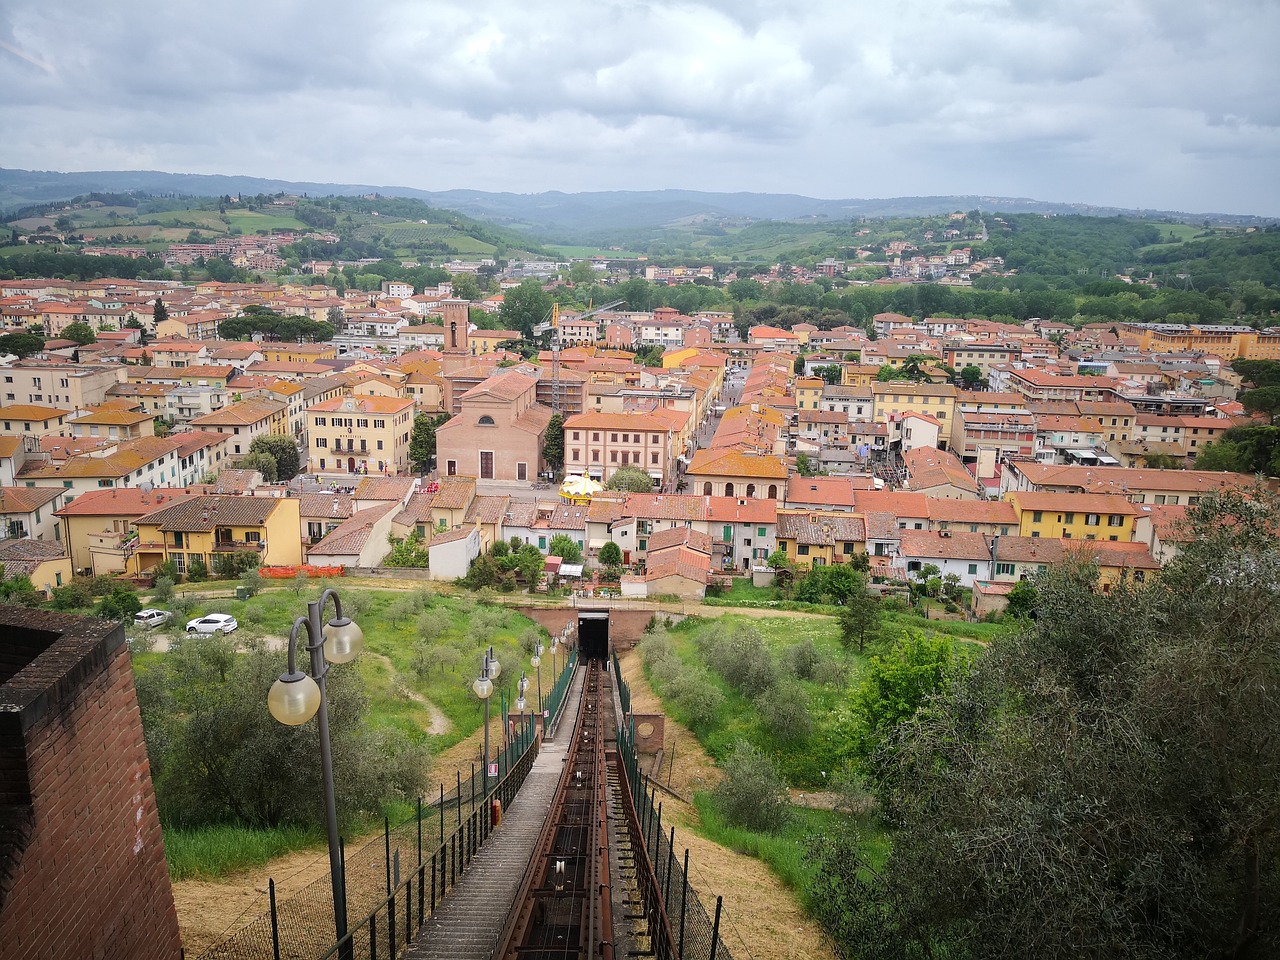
left=774, top=510, right=866, bottom=569
left=871, top=382, right=958, bottom=444
left=841, top=364, right=882, bottom=389
left=0, top=404, right=71, bottom=439
left=258, top=342, right=338, bottom=364
left=306, top=395, right=416, bottom=476
left=0, top=538, right=73, bottom=598
left=794, top=377, right=824, bottom=411
left=1004, top=491, right=1141, bottom=541
left=662, top=347, right=700, bottom=370
left=128, top=494, right=302, bottom=577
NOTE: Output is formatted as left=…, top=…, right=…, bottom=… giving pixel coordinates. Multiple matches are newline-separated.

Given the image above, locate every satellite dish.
left=139, top=481, right=154, bottom=492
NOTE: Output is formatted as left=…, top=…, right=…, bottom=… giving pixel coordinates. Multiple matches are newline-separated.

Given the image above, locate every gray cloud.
left=0, top=0, right=1277, bottom=213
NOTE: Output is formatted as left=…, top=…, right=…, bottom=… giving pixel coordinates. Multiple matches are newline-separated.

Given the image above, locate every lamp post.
left=473, top=647, right=500, bottom=783
left=267, top=589, right=364, bottom=956
left=531, top=642, right=543, bottom=734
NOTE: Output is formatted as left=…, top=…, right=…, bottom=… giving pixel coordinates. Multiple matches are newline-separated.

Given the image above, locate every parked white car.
left=134, top=608, right=173, bottom=629
left=185, top=614, right=239, bottom=635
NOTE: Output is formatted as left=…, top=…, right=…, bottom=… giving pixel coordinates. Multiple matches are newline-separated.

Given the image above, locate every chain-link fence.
left=613, top=650, right=734, bottom=960
left=200, top=722, right=540, bottom=960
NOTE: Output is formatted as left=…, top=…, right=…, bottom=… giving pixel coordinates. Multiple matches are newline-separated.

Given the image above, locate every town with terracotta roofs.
left=0, top=215, right=1273, bottom=616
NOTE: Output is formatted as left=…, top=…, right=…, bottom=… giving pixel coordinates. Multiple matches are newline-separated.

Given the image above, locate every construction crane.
left=537, top=299, right=626, bottom=413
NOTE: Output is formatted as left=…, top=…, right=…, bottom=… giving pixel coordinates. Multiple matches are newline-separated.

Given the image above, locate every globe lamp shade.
left=473, top=676, right=494, bottom=700
left=530, top=654, right=541, bottom=668
left=323, top=616, right=364, bottom=664
left=268, top=672, right=321, bottom=725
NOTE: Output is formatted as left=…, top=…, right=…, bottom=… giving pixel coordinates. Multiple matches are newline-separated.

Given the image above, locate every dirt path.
left=366, top=651, right=451, bottom=735
left=617, top=650, right=838, bottom=960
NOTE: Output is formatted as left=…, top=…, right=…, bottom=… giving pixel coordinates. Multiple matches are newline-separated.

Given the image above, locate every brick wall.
left=0, top=609, right=182, bottom=960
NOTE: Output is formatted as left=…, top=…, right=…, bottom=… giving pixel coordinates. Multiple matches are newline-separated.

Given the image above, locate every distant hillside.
left=1, top=167, right=1273, bottom=241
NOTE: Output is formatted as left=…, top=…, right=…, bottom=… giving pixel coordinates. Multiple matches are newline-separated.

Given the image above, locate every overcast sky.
left=2, top=1, right=1278, bottom=215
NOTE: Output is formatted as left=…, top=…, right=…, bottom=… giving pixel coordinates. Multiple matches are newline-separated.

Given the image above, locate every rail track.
left=493, top=659, right=631, bottom=960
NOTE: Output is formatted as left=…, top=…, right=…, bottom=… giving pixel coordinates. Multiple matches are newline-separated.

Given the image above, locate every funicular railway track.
left=494, top=658, right=652, bottom=960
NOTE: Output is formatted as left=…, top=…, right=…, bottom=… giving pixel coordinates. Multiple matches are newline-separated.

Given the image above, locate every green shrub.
left=153, top=576, right=176, bottom=603
left=98, top=586, right=142, bottom=620
left=713, top=741, right=791, bottom=832
left=758, top=679, right=813, bottom=745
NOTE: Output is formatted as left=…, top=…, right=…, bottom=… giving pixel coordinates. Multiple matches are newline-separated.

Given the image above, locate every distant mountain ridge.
left=0, top=167, right=1271, bottom=233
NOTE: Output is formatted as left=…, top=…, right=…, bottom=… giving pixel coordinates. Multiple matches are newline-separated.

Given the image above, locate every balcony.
left=211, top=539, right=264, bottom=553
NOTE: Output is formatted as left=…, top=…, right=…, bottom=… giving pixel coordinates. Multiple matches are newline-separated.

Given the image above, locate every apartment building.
left=563, top=409, right=689, bottom=487
left=188, top=398, right=287, bottom=457
left=127, top=494, right=302, bottom=578
left=0, top=363, right=123, bottom=409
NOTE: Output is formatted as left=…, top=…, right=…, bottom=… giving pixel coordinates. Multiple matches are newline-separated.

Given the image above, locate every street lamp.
left=531, top=642, right=543, bottom=733
left=267, top=589, right=364, bottom=955
left=517, top=671, right=528, bottom=713
left=473, top=647, right=500, bottom=781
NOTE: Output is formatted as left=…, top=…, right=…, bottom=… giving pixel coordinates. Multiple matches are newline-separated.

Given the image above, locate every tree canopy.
left=60, top=321, right=97, bottom=345
left=606, top=467, right=656, bottom=493
left=219, top=305, right=335, bottom=342
left=815, top=487, right=1280, bottom=958
left=499, top=278, right=554, bottom=340
left=542, top=413, right=565, bottom=471
left=248, top=434, right=300, bottom=482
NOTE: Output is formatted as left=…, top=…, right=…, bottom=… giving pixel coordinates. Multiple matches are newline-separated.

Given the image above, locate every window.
left=797, top=544, right=810, bottom=556
left=592, top=432, right=600, bottom=442
left=611, top=451, right=618, bottom=463
left=317, top=438, right=327, bottom=448
left=1032, top=510, right=1043, bottom=523
left=651, top=452, right=658, bottom=464
left=842, top=542, right=855, bottom=555
left=651, top=434, right=659, bottom=443
left=592, top=450, right=600, bottom=462
left=319, top=458, right=326, bottom=469
left=757, top=526, right=767, bottom=537
left=1108, top=515, right=1124, bottom=526
left=571, top=449, right=580, bottom=461
left=1155, top=495, right=1167, bottom=505
left=1086, top=514, right=1100, bottom=526
left=374, top=419, right=385, bottom=428
left=968, top=563, right=978, bottom=575
left=245, top=532, right=261, bottom=543
left=572, top=431, right=580, bottom=440
left=995, top=562, right=1015, bottom=576
left=478, top=415, right=495, bottom=425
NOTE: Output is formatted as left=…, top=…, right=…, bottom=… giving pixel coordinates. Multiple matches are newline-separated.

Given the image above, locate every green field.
left=131, top=585, right=556, bottom=877
left=377, top=222, right=497, bottom=254
left=547, top=244, right=646, bottom=259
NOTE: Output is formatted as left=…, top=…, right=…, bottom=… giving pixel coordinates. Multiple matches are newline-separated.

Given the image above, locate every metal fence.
left=200, top=721, right=540, bottom=960
left=613, top=650, right=734, bottom=960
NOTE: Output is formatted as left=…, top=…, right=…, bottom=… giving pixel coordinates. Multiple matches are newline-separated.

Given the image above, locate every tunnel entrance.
left=578, top=610, right=609, bottom=661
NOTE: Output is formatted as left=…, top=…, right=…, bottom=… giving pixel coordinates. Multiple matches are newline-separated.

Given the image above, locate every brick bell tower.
left=442, top=299, right=470, bottom=355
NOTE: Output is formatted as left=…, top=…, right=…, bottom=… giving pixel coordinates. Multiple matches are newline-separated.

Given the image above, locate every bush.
left=187, top=557, right=209, bottom=583
left=98, top=586, right=142, bottom=621
left=713, top=741, right=791, bottom=832
left=759, top=679, right=813, bottom=745
left=153, top=576, right=176, bottom=603
left=696, top=622, right=778, bottom=695
left=51, top=579, right=96, bottom=611
left=240, top=568, right=262, bottom=599
left=783, top=638, right=823, bottom=681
